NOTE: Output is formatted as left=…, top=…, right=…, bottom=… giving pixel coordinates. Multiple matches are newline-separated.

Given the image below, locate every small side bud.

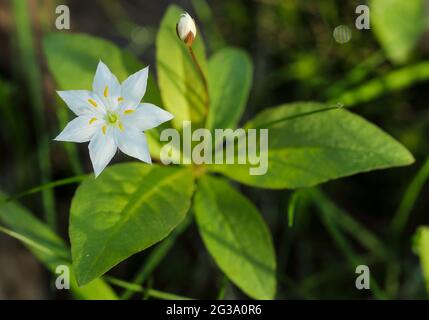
left=176, top=12, right=197, bottom=46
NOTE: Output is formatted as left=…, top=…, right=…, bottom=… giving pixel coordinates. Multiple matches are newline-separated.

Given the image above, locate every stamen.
left=102, top=126, right=107, bottom=135
left=118, top=122, right=124, bottom=131
left=88, top=98, right=98, bottom=107
left=89, top=117, right=97, bottom=125
left=124, top=109, right=135, bottom=115
left=104, top=86, right=109, bottom=97
left=118, top=97, right=124, bottom=102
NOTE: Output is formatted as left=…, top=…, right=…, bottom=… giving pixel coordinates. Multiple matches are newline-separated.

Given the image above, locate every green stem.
left=188, top=46, right=209, bottom=111
left=105, top=276, right=193, bottom=300
left=12, top=0, right=56, bottom=228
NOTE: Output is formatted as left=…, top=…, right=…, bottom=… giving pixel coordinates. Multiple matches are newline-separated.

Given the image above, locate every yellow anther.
left=88, top=98, right=98, bottom=107
left=118, top=97, right=124, bottom=102
left=118, top=122, right=124, bottom=131
left=89, top=117, right=97, bottom=125
left=124, top=109, right=135, bottom=115
left=104, top=86, right=109, bottom=97
left=102, top=126, right=107, bottom=135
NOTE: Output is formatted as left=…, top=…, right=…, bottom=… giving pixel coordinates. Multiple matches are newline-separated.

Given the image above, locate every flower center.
left=106, top=112, right=119, bottom=125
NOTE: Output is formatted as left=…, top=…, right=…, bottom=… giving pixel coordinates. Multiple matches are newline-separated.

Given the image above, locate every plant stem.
left=188, top=46, right=209, bottom=110
left=106, top=276, right=193, bottom=300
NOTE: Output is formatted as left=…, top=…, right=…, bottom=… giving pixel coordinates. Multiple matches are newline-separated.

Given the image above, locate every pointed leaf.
left=206, top=47, right=253, bottom=130
left=209, top=102, right=414, bottom=189
left=194, top=176, right=276, bottom=299
left=371, top=0, right=426, bottom=64
left=70, top=163, right=194, bottom=285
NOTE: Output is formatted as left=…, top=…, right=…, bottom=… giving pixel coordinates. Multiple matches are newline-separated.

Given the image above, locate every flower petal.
left=93, top=60, right=121, bottom=100
left=122, top=103, right=174, bottom=131
left=89, top=128, right=117, bottom=177
left=57, top=90, right=105, bottom=116
left=54, top=116, right=102, bottom=143
left=115, top=127, right=151, bottom=164
left=120, top=66, right=149, bottom=107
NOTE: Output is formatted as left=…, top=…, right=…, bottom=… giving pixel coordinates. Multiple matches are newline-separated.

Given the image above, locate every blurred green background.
left=0, top=0, right=429, bottom=299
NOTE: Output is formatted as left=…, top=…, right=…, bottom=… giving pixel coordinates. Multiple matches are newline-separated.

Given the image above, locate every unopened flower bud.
left=176, top=12, right=197, bottom=46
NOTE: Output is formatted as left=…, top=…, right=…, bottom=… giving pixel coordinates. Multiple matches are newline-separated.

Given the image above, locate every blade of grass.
left=309, top=189, right=389, bottom=260
left=390, top=155, right=429, bottom=236
left=287, top=190, right=302, bottom=228
left=0, top=193, right=117, bottom=299
left=331, top=61, right=429, bottom=108
left=106, top=276, right=193, bottom=300
left=325, top=51, right=385, bottom=99
left=142, top=277, right=154, bottom=300
left=12, top=0, right=56, bottom=228
left=0, top=224, right=62, bottom=257
left=216, top=275, right=228, bottom=300
left=309, top=188, right=388, bottom=299
left=0, top=174, right=87, bottom=207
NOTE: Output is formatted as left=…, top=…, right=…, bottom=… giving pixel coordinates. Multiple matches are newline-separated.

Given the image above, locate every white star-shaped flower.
left=55, top=61, right=173, bottom=177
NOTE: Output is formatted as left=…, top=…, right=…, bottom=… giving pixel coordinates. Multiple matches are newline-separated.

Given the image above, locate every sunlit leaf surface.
left=70, top=163, right=194, bottom=285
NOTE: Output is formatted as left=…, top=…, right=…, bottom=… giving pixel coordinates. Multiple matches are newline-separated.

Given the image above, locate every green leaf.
left=206, top=47, right=253, bottom=130
left=371, top=0, right=426, bottom=64
left=414, top=227, right=429, bottom=293
left=209, top=102, right=414, bottom=189
left=70, top=163, right=194, bottom=285
left=43, top=32, right=162, bottom=156
left=0, top=194, right=117, bottom=300
left=194, top=175, right=276, bottom=299
left=156, top=5, right=208, bottom=128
